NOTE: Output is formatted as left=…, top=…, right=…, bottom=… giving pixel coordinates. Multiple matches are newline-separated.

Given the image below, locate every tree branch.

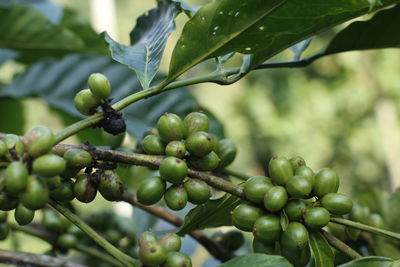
left=321, top=230, right=362, bottom=259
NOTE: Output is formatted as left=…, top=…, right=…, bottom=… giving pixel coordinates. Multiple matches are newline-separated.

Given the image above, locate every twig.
left=321, top=230, right=362, bottom=259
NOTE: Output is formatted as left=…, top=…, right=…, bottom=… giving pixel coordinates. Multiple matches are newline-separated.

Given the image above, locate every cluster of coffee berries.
left=139, top=232, right=191, bottom=267
left=137, top=112, right=237, bottom=210
left=230, top=156, right=353, bottom=266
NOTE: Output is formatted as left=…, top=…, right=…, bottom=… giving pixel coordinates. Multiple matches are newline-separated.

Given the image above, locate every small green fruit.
left=0, top=224, right=9, bottom=240
left=50, top=179, right=75, bottom=202
left=0, top=211, right=8, bottom=223
left=142, top=135, right=166, bottom=155
left=21, top=175, right=49, bottom=210
left=23, top=126, right=54, bottom=157
left=98, top=170, right=124, bottom=201
left=218, top=230, right=245, bottom=252
left=231, top=203, right=262, bottom=232
left=164, top=185, right=188, bottom=211
left=284, top=200, right=307, bottom=221
left=313, top=168, right=339, bottom=197
left=268, top=156, right=293, bottom=185
left=137, top=176, right=166, bottom=205
left=164, top=252, right=192, bottom=267
left=5, top=162, right=28, bottom=194
left=102, top=131, right=125, bottom=148
left=14, top=203, right=35, bottom=226
left=46, top=176, right=62, bottom=190
left=74, top=89, right=101, bottom=115
left=32, top=154, right=66, bottom=177
left=165, top=141, right=186, bottom=158
left=0, top=193, right=18, bottom=211
left=244, top=176, right=273, bottom=204
left=252, top=237, right=275, bottom=254
left=88, top=73, right=111, bottom=99
left=187, top=151, right=220, bottom=171
left=157, top=113, right=186, bottom=143
left=183, top=112, right=210, bottom=136
left=2, top=134, right=24, bottom=155
left=159, top=157, right=187, bottom=184
left=295, top=166, right=315, bottom=188
left=349, top=204, right=370, bottom=224
left=289, top=156, right=306, bottom=171
left=57, top=233, right=78, bottom=250
left=303, top=207, right=330, bottom=229
left=321, top=193, right=353, bottom=215
left=280, top=222, right=309, bottom=251
left=140, top=232, right=158, bottom=243
left=264, top=186, right=288, bottom=212
left=185, top=131, right=213, bottom=157
left=369, top=213, right=384, bottom=228
left=253, top=215, right=281, bottom=244
left=0, top=140, right=6, bottom=157
left=281, top=245, right=311, bottom=267
left=42, top=209, right=69, bottom=232
left=73, top=174, right=97, bottom=203
left=215, top=139, right=237, bottom=169
left=159, top=233, right=182, bottom=252
left=183, top=178, right=210, bottom=205
left=139, top=238, right=167, bottom=267
left=63, top=149, right=93, bottom=169
left=286, top=175, right=312, bottom=198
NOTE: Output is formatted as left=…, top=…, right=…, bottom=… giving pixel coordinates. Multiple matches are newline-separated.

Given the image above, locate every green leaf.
left=219, top=254, right=293, bottom=267
left=337, top=256, right=396, bottom=267
left=177, top=193, right=242, bottom=235
left=309, top=231, right=335, bottom=267
left=0, top=5, right=84, bottom=63
left=104, top=1, right=180, bottom=89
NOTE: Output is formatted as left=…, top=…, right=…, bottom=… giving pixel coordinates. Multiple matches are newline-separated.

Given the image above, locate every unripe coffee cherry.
left=139, top=234, right=167, bottom=267
left=63, top=149, right=93, bottom=169
left=284, top=200, right=307, bottom=221
left=73, top=174, right=97, bottom=203
left=2, top=134, right=24, bottom=155
left=137, top=176, right=166, bottom=205
left=42, top=209, right=69, bottom=232
left=5, top=162, right=28, bottom=194
left=253, top=215, right=281, bottom=244
left=313, top=168, right=339, bottom=198
left=320, top=193, right=353, bottom=215
left=14, top=203, right=35, bottom=226
left=50, top=179, right=75, bottom=202
left=282, top=245, right=311, bottom=267
left=369, top=213, right=384, bottom=228
left=102, top=131, right=125, bottom=148
left=295, top=166, right=315, bottom=187
left=159, top=157, right=187, bottom=184
left=187, top=151, right=220, bottom=171
left=280, top=222, right=309, bottom=251
left=164, top=185, right=188, bottom=211
left=185, top=131, right=213, bottom=157
left=303, top=207, right=330, bottom=229
left=164, top=252, right=192, bottom=267
left=0, top=224, right=9, bottom=240
left=0, top=193, right=18, bottom=211
left=46, top=176, right=62, bottom=190
left=142, top=135, right=165, bottom=155
left=183, top=112, right=210, bottom=136
left=141, top=231, right=158, bottom=243
left=165, top=141, right=186, bottom=158
left=268, top=156, right=293, bottom=185
left=32, top=154, right=66, bottom=177
left=264, top=186, right=288, bottom=212
left=88, top=73, right=111, bottom=99
left=57, top=233, right=78, bottom=250
left=159, top=233, right=182, bottom=252
left=0, top=140, right=6, bottom=157
left=216, top=230, right=245, bottom=252
left=231, top=204, right=262, bottom=232
left=183, top=178, right=210, bottom=204
left=350, top=204, right=370, bottom=224
left=21, top=175, right=49, bottom=210
left=98, top=170, right=124, bottom=201
left=285, top=175, right=312, bottom=198
left=74, top=89, right=101, bottom=116
left=244, top=176, right=273, bottom=204
left=252, top=237, right=275, bottom=254
left=24, top=126, right=54, bottom=157
left=0, top=211, right=8, bottom=223
left=215, top=138, right=237, bottom=169
left=289, top=156, right=306, bottom=171
left=157, top=113, right=186, bottom=143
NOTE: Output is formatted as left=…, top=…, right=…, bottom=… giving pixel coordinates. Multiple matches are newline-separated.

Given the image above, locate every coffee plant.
left=0, top=0, right=399, bottom=266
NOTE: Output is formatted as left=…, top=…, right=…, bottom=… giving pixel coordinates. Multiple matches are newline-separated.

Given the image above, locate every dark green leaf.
left=309, top=231, right=335, bottom=267
left=177, top=193, right=242, bottom=235
left=337, top=256, right=395, bottom=267
left=219, top=254, right=293, bottom=267
left=0, top=98, right=25, bottom=135
left=105, top=1, right=180, bottom=89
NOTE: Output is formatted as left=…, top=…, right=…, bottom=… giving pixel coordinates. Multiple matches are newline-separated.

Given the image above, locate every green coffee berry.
left=264, top=186, right=288, bottom=212
left=57, top=233, right=78, bottom=250
left=101, top=131, right=125, bottom=148
left=32, top=154, right=66, bottom=177
left=23, top=126, right=54, bottom=157
left=137, top=176, right=166, bottom=205
left=142, top=135, right=166, bottom=155
left=164, top=185, right=188, bottom=211
left=244, top=176, right=273, bottom=204
left=140, top=232, right=158, bottom=243
left=185, top=131, right=213, bottom=157
left=313, top=168, right=339, bottom=198
left=369, top=213, right=384, bottom=228
left=215, top=138, right=237, bottom=169
left=286, top=175, right=312, bottom=198
left=14, top=203, right=35, bottom=226
left=50, top=179, right=75, bottom=202
left=21, top=175, right=49, bottom=210
left=281, top=245, right=311, bottom=267
left=159, top=233, right=182, bottom=252
left=231, top=203, right=262, bottom=232
left=88, top=73, right=111, bottom=99
left=42, top=209, right=69, bottom=232
left=164, top=252, right=192, bottom=267
left=280, top=222, right=309, bottom=251
left=73, top=174, right=97, bottom=203
left=295, top=166, right=315, bottom=188
left=303, top=207, right=330, bottom=229
left=98, top=170, right=124, bottom=201
left=252, top=237, right=275, bottom=254
left=74, top=89, right=101, bottom=116
left=218, top=230, right=245, bottom=252
left=253, top=215, right=281, bottom=244
left=0, top=140, right=6, bottom=157
left=165, top=141, right=186, bottom=158
left=159, top=156, right=187, bottom=184
left=63, top=149, right=93, bottom=169
left=139, top=236, right=167, bottom=267
left=46, top=176, right=62, bottom=190
left=0, top=211, right=8, bottom=223
left=0, top=193, right=18, bottom=211
left=289, top=156, right=306, bottom=171
left=320, top=193, right=353, bottom=215
left=183, top=112, right=210, bottom=136
left=183, top=178, right=210, bottom=205
left=268, top=156, right=293, bottom=185
left=157, top=113, right=186, bottom=143
left=5, top=161, right=28, bottom=194
left=284, top=200, right=307, bottom=221
left=349, top=204, right=370, bottom=224
left=2, top=134, right=24, bottom=156
left=187, top=151, right=220, bottom=171
left=105, top=228, right=123, bottom=244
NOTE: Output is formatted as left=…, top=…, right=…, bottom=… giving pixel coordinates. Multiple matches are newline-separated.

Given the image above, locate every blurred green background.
left=1, top=0, right=400, bottom=266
